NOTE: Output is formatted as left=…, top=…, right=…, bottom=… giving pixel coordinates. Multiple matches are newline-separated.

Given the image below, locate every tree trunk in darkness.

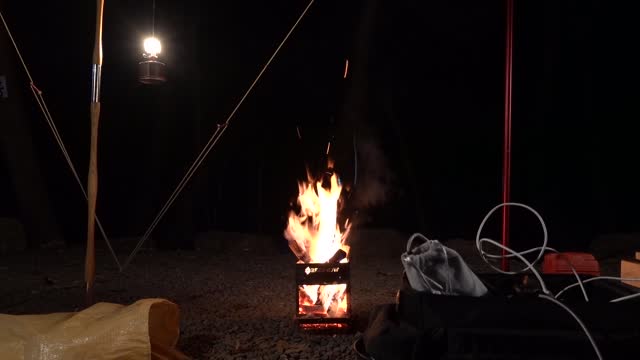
left=334, top=0, right=391, bottom=220
left=385, top=86, right=427, bottom=233
left=333, top=0, right=379, bottom=184
left=0, top=29, right=64, bottom=250
left=333, top=0, right=425, bottom=230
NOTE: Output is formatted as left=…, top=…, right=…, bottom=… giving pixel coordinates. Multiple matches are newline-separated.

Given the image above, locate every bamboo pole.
left=85, top=0, right=104, bottom=307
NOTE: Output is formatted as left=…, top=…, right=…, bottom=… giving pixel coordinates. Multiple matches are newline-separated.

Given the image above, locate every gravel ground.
left=0, top=228, right=629, bottom=359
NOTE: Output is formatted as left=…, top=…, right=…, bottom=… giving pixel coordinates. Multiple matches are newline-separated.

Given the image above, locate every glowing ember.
left=298, top=323, right=349, bottom=331
left=285, top=162, right=351, bottom=318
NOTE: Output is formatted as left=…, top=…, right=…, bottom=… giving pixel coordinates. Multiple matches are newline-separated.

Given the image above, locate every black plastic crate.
left=397, top=273, right=640, bottom=359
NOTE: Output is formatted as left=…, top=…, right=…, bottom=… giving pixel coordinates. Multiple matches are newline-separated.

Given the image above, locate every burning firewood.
left=288, top=239, right=311, bottom=263
left=298, top=305, right=328, bottom=317
left=326, top=249, right=347, bottom=264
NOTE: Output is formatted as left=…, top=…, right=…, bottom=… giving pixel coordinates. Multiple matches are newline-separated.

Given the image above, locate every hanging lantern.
left=138, top=0, right=166, bottom=84
left=139, top=36, right=166, bottom=84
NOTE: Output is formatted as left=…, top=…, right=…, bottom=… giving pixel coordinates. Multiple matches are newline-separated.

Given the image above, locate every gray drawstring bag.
left=401, top=234, right=488, bottom=297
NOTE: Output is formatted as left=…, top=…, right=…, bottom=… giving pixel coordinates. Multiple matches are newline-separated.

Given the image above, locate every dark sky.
left=2, top=0, right=639, bottom=251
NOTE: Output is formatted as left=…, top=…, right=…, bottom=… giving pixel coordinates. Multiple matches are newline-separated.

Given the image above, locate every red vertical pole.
left=501, top=0, right=514, bottom=271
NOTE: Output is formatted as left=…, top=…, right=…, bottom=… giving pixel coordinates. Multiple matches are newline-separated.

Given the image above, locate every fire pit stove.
left=284, top=162, right=353, bottom=330
left=295, top=258, right=352, bottom=330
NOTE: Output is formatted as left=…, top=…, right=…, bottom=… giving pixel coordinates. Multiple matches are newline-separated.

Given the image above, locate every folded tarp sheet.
left=0, top=298, right=188, bottom=360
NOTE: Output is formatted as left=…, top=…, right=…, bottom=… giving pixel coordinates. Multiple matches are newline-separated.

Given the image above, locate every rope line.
left=121, top=124, right=224, bottom=270
left=0, top=10, right=33, bottom=83
left=121, top=0, right=317, bottom=270
left=2, top=9, right=122, bottom=270
left=151, top=0, right=156, bottom=37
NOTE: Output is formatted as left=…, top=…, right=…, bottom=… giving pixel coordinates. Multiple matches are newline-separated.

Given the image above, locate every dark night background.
left=1, top=0, right=638, bottom=254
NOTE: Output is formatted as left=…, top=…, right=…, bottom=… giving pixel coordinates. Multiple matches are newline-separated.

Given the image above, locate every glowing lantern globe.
left=144, top=37, right=161, bottom=57
left=139, top=36, right=166, bottom=84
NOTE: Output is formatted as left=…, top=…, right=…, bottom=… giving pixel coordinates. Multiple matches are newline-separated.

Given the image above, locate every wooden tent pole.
left=85, top=0, right=104, bottom=307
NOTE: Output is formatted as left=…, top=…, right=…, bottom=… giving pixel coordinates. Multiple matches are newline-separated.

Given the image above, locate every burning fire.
left=285, top=163, right=351, bottom=318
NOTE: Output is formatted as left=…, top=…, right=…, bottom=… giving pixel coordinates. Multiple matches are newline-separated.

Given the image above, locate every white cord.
left=538, top=294, right=603, bottom=360
left=475, top=203, right=551, bottom=294
left=475, top=202, right=548, bottom=275
left=482, top=245, right=589, bottom=301
left=610, top=292, right=640, bottom=303
left=555, top=276, right=640, bottom=300
left=476, top=202, right=601, bottom=359
left=477, top=238, right=551, bottom=295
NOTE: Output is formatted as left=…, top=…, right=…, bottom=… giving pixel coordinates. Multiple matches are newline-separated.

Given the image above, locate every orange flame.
left=285, top=170, right=350, bottom=263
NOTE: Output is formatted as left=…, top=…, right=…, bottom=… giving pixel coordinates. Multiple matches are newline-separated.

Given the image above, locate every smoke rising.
left=350, top=134, right=393, bottom=209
